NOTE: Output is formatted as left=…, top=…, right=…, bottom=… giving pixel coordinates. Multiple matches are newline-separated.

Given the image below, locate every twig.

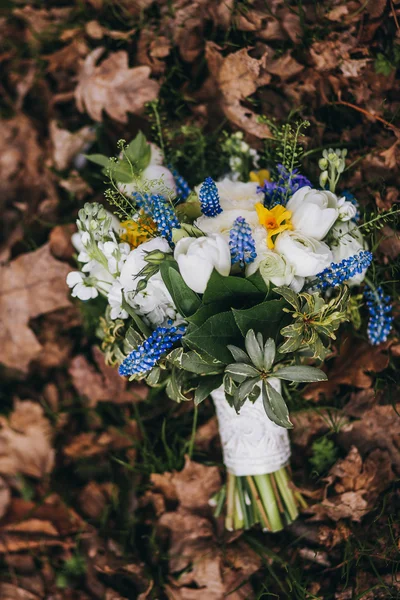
left=335, top=97, right=399, bottom=134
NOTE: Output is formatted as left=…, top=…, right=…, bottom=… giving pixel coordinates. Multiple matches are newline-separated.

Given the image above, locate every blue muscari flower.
left=364, top=286, right=393, bottom=345
left=119, top=324, right=186, bottom=377
left=315, top=250, right=373, bottom=289
left=341, top=190, right=360, bottom=221
left=168, top=166, right=190, bottom=201
left=259, top=164, right=311, bottom=208
left=229, top=217, right=257, bottom=268
left=199, top=177, right=222, bottom=217
left=134, top=193, right=180, bottom=244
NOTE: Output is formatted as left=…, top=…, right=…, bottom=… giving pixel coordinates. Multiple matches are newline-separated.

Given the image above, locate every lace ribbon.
left=211, top=378, right=291, bottom=477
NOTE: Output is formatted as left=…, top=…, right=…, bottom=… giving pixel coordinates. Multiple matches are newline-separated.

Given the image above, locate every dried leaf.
left=50, top=121, right=96, bottom=171
left=75, top=47, right=160, bottom=123
left=304, top=336, right=391, bottom=401
left=69, top=346, right=148, bottom=406
left=311, top=446, right=394, bottom=521
left=205, top=43, right=273, bottom=138
left=0, top=400, right=55, bottom=479
left=0, top=244, right=71, bottom=373
left=63, top=422, right=139, bottom=460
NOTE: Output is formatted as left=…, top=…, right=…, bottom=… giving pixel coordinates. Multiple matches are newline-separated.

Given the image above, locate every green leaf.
left=181, top=351, right=224, bottom=375
left=166, top=368, right=189, bottom=403
left=203, top=270, right=262, bottom=307
left=194, top=375, right=223, bottom=405
left=263, top=338, right=276, bottom=371
left=125, top=131, right=151, bottom=171
left=273, top=365, right=328, bottom=383
left=227, top=345, right=251, bottom=364
left=233, top=377, right=260, bottom=411
left=233, top=299, right=287, bottom=340
left=223, top=374, right=236, bottom=397
left=186, top=303, right=221, bottom=327
left=121, top=296, right=152, bottom=337
left=159, top=263, right=201, bottom=317
left=274, top=286, right=301, bottom=311
left=85, top=153, right=111, bottom=168
left=184, top=311, right=242, bottom=364
left=225, top=362, right=260, bottom=382
left=244, top=330, right=264, bottom=370
left=246, top=270, right=270, bottom=295
left=262, top=381, right=293, bottom=429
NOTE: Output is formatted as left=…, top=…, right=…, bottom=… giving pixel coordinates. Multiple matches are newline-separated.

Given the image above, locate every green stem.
left=274, top=467, right=298, bottom=521
left=187, top=405, right=198, bottom=459
left=226, top=473, right=235, bottom=531
left=254, top=474, right=283, bottom=532
left=236, top=477, right=250, bottom=530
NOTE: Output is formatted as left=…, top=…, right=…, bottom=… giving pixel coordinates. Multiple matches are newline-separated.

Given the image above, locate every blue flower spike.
left=199, top=177, right=222, bottom=217
left=229, top=217, right=257, bottom=268
left=136, top=193, right=180, bottom=244
left=169, top=166, right=190, bottom=201
left=316, top=251, right=373, bottom=290
left=119, top=324, right=186, bottom=377
left=364, top=286, right=393, bottom=345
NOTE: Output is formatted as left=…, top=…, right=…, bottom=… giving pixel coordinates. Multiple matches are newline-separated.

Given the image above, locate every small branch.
left=335, top=98, right=399, bottom=135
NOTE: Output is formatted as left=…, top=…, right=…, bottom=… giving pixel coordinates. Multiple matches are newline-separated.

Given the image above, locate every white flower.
left=116, top=237, right=177, bottom=326
left=330, top=221, right=367, bottom=285
left=195, top=209, right=259, bottom=239
left=174, top=234, right=231, bottom=294
left=119, top=237, right=171, bottom=292
left=210, top=178, right=261, bottom=211
left=287, top=187, right=340, bottom=240
left=67, top=271, right=98, bottom=301
left=98, top=241, right=130, bottom=275
left=246, top=227, right=295, bottom=285
left=118, top=144, right=176, bottom=197
left=336, top=196, right=357, bottom=222
left=108, top=282, right=128, bottom=320
left=275, top=231, right=333, bottom=278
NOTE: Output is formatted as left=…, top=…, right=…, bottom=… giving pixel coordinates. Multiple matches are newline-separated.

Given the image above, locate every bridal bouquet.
left=67, top=126, right=393, bottom=532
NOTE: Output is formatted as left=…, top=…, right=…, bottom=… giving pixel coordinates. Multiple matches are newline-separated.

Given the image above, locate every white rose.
left=125, top=274, right=178, bottom=327
left=330, top=221, right=367, bottom=285
left=119, top=237, right=171, bottom=292
left=195, top=209, right=259, bottom=239
left=275, top=231, right=333, bottom=278
left=336, top=196, right=357, bottom=222
left=174, top=234, right=231, bottom=293
left=195, top=177, right=260, bottom=212
left=287, top=186, right=339, bottom=240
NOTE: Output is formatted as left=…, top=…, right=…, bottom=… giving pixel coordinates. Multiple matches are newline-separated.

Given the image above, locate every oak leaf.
left=0, top=244, right=71, bottom=374
left=75, top=47, right=160, bottom=123
left=205, top=43, right=273, bottom=138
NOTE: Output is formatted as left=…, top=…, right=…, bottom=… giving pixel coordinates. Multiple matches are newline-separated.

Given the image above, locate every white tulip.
left=174, top=234, right=231, bottom=294
left=275, top=231, right=333, bottom=278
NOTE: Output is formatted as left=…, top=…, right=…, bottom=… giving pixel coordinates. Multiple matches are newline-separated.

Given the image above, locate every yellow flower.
left=255, top=203, right=293, bottom=249
left=249, top=169, right=271, bottom=186
left=120, top=216, right=157, bottom=248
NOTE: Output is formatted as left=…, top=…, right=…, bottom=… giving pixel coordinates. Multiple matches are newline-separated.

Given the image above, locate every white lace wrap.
left=211, top=379, right=291, bottom=477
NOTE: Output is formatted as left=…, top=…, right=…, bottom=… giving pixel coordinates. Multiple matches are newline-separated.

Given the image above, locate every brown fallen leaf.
left=378, top=225, right=400, bottom=259
left=63, top=422, right=139, bottom=461
left=75, top=47, right=160, bottom=123
left=0, top=400, right=55, bottom=479
left=205, top=43, right=273, bottom=138
left=151, top=455, right=221, bottom=513
left=0, top=476, right=11, bottom=519
left=0, top=243, right=71, bottom=374
left=49, top=224, right=76, bottom=261
left=304, top=336, right=391, bottom=401
left=79, top=481, right=117, bottom=520
left=69, top=346, right=148, bottom=406
left=0, top=583, right=40, bottom=600
left=0, top=495, right=86, bottom=553
left=49, top=121, right=96, bottom=171
left=310, top=446, right=394, bottom=522
left=45, top=37, right=89, bottom=74
left=339, top=403, right=400, bottom=474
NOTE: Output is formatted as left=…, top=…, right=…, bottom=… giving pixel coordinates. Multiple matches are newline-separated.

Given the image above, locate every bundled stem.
left=211, top=466, right=305, bottom=532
